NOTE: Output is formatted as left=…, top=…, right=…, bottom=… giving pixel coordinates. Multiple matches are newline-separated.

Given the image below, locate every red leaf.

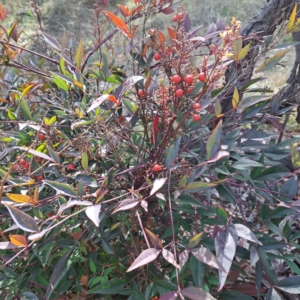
left=182, top=287, right=217, bottom=300
left=153, top=114, right=159, bottom=133
left=126, top=248, right=161, bottom=272
left=167, top=27, right=177, bottom=40
left=161, top=7, right=175, bottom=15
left=230, top=283, right=266, bottom=296
left=160, top=291, right=178, bottom=300
left=117, top=4, right=130, bottom=17
left=102, top=11, right=133, bottom=38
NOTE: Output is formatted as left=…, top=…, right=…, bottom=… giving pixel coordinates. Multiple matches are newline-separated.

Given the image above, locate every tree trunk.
left=221, top=0, right=299, bottom=114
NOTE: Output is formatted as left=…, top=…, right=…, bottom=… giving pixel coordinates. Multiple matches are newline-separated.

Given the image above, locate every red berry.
left=177, top=13, right=184, bottom=20
left=184, top=74, right=194, bottom=85
left=134, top=0, right=141, bottom=4
left=172, top=15, right=178, bottom=22
left=37, top=175, right=43, bottom=181
left=38, top=133, right=46, bottom=141
left=68, top=163, right=75, bottom=170
left=138, top=89, right=144, bottom=97
left=55, top=130, right=60, bottom=135
left=198, top=73, right=206, bottom=82
left=193, top=103, right=201, bottom=110
left=193, top=115, right=201, bottom=122
left=19, top=159, right=27, bottom=166
left=152, top=164, right=162, bottom=172
left=154, top=53, right=161, bottom=60
left=171, top=75, right=181, bottom=83
left=175, top=89, right=184, bottom=97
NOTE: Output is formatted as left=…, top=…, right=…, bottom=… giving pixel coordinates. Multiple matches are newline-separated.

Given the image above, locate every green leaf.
left=46, top=145, right=61, bottom=164
left=291, top=143, right=300, bottom=168
left=252, top=165, right=289, bottom=181
left=81, top=151, right=89, bottom=171
left=4, top=204, right=39, bottom=233
left=206, top=120, right=222, bottom=159
left=257, top=248, right=278, bottom=285
left=45, top=180, right=78, bottom=197
left=215, top=99, right=222, bottom=116
left=256, top=49, right=290, bottom=73
left=75, top=38, right=83, bottom=69
left=238, top=43, right=251, bottom=61
left=232, top=86, right=239, bottom=109
left=45, top=253, right=72, bottom=300
left=276, top=276, right=300, bottom=294
left=52, top=74, right=69, bottom=91
left=190, top=255, right=205, bottom=287
left=20, top=99, right=32, bottom=120
left=182, top=286, right=217, bottom=300
left=183, top=181, right=217, bottom=192
left=232, top=159, right=264, bottom=170
left=233, top=38, right=243, bottom=60
left=165, top=137, right=181, bottom=168
left=87, top=278, right=126, bottom=294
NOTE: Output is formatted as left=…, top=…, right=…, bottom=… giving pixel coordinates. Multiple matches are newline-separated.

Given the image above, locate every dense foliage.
left=0, top=1, right=300, bottom=299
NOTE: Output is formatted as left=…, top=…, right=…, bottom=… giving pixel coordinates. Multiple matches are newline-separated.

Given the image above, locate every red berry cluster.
left=193, top=103, right=202, bottom=122
left=172, top=13, right=184, bottom=22
left=12, top=158, right=30, bottom=172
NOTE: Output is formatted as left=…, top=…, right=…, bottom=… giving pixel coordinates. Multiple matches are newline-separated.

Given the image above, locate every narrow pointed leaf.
left=230, top=223, right=262, bottom=245
left=291, top=143, right=300, bottom=168
left=215, top=227, right=238, bottom=291
left=182, top=287, right=217, bottom=300
left=0, top=242, right=19, bottom=249
left=188, top=232, right=204, bottom=248
left=75, top=38, right=83, bottom=69
left=191, top=247, right=224, bottom=270
left=145, top=228, right=163, bottom=249
left=87, top=278, right=126, bottom=294
left=127, top=248, right=161, bottom=272
left=238, top=43, right=251, bottom=61
left=4, top=203, right=39, bottom=233
left=232, top=86, right=239, bottom=109
left=179, top=250, right=189, bottom=269
left=81, top=151, right=89, bottom=170
left=44, top=180, right=78, bottom=197
left=165, top=137, right=181, bottom=168
left=85, top=204, right=101, bottom=227
left=40, top=31, right=61, bottom=51
left=6, top=193, right=37, bottom=205
left=102, top=11, right=133, bottom=38
left=206, top=120, right=222, bottom=159
left=162, top=249, right=179, bottom=268
left=112, top=199, right=139, bottom=213
left=87, top=94, right=117, bottom=112
left=160, top=291, right=178, bottom=300
left=287, top=4, right=297, bottom=32
left=183, top=181, right=217, bottom=192
left=45, top=253, right=72, bottom=300
left=9, top=235, right=27, bottom=247
left=256, top=49, right=290, bottom=73
left=276, top=276, right=300, bottom=294
left=150, top=178, right=167, bottom=196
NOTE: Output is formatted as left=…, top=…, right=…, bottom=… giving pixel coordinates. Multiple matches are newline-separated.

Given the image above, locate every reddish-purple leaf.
left=126, top=248, right=161, bottom=272
left=162, top=249, right=179, bottom=268
left=215, top=227, right=238, bottom=291
left=179, top=249, right=189, bottom=269
left=230, top=223, right=262, bottom=245
left=184, top=13, right=191, bottom=32
left=160, top=291, right=178, bottom=300
left=182, top=286, right=217, bottom=300
left=191, top=247, right=224, bottom=270
left=161, top=7, right=174, bottom=15
left=231, top=283, right=266, bottom=296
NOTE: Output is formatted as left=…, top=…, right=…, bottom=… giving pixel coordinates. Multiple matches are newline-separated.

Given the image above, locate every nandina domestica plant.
left=1, top=1, right=300, bottom=299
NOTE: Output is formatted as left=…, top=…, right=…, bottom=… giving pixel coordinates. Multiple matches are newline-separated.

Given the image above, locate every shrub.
left=0, top=1, right=300, bottom=299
